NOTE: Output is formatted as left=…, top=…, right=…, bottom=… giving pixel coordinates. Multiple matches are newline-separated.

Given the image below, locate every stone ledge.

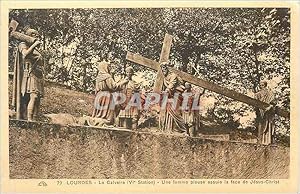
left=9, top=119, right=289, bottom=179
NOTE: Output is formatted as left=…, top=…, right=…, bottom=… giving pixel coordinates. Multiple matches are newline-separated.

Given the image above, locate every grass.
left=9, top=80, right=94, bottom=118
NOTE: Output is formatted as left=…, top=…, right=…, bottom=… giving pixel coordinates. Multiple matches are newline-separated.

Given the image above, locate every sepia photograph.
left=1, top=1, right=299, bottom=193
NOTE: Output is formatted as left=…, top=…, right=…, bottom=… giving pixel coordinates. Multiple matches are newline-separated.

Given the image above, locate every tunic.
left=118, top=80, right=140, bottom=120
left=182, top=89, right=201, bottom=135
left=12, top=42, right=44, bottom=119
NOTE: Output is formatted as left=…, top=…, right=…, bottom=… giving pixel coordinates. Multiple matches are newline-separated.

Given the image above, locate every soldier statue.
left=12, top=26, right=45, bottom=121
left=118, top=66, right=140, bottom=130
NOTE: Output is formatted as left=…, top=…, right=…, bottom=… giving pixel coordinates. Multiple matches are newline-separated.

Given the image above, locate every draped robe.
left=92, top=62, right=124, bottom=124
left=254, top=87, right=275, bottom=145
left=159, top=72, right=188, bottom=133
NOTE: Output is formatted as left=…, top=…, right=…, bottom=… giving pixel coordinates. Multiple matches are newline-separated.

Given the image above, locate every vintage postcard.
left=0, top=0, right=299, bottom=193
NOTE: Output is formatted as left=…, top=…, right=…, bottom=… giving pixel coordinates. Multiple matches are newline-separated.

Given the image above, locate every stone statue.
left=159, top=62, right=188, bottom=135
left=12, top=27, right=44, bottom=121
left=91, top=60, right=128, bottom=125
left=182, top=83, right=205, bottom=137
left=117, top=66, right=140, bottom=130
left=254, top=80, right=276, bottom=145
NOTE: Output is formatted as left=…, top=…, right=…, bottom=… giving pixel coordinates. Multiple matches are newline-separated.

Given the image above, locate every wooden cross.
left=153, top=34, right=172, bottom=93
left=126, top=34, right=290, bottom=118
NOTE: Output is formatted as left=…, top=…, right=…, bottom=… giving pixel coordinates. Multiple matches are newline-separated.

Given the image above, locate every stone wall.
left=9, top=119, right=289, bottom=179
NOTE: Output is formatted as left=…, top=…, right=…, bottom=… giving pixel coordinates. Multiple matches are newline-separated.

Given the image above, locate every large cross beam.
left=130, top=34, right=172, bottom=93
left=126, top=35, right=290, bottom=119
left=154, top=34, right=173, bottom=93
